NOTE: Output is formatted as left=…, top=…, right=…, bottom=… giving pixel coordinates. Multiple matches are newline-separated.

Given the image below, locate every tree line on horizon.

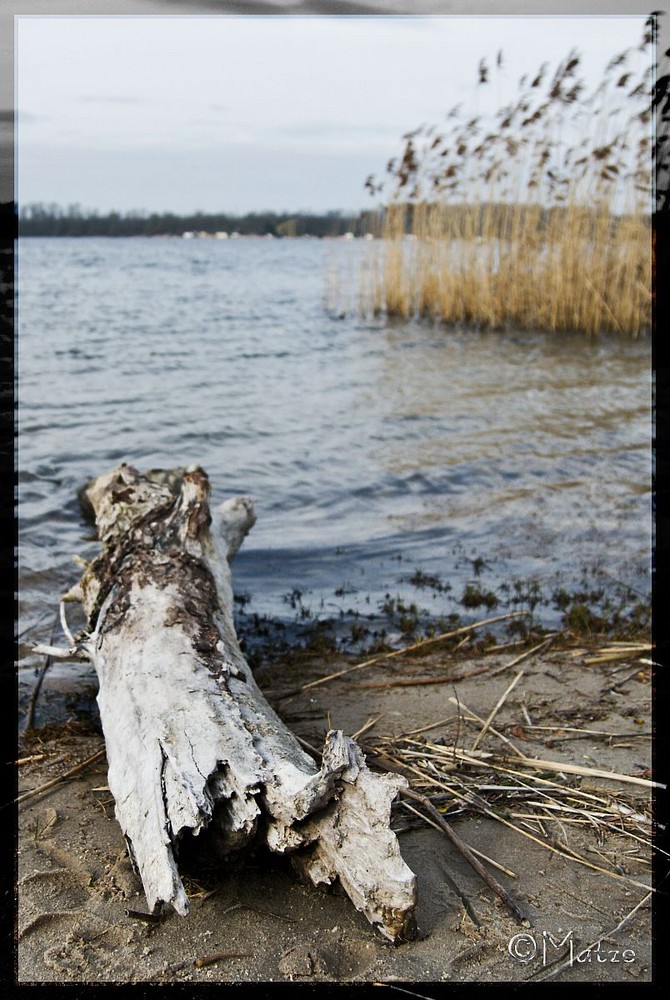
left=17, top=203, right=383, bottom=238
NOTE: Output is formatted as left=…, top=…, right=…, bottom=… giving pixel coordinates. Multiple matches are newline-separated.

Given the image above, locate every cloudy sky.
left=16, top=13, right=650, bottom=215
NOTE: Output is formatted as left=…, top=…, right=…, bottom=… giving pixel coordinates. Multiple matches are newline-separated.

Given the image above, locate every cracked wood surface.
left=62, top=463, right=417, bottom=942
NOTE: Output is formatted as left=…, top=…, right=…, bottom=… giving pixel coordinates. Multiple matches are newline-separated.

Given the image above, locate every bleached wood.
left=58, top=463, right=416, bottom=942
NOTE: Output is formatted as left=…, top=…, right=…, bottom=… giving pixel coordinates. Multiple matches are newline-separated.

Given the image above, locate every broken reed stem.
left=586, top=649, right=652, bottom=665
left=14, top=747, right=106, bottom=807
left=447, top=695, right=526, bottom=757
left=300, top=611, right=527, bottom=692
left=507, top=756, right=664, bottom=790
left=351, top=714, right=383, bottom=741
left=489, top=635, right=559, bottom=676
left=24, top=609, right=60, bottom=732
left=430, top=731, right=663, bottom=790
left=520, top=724, right=651, bottom=738
left=456, top=751, right=656, bottom=807
left=356, top=664, right=492, bottom=690
left=364, top=606, right=656, bottom=896
left=400, top=800, right=518, bottom=878
left=401, top=715, right=460, bottom=737
left=471, top=670, right=524, bottom=752
left=399, top=786, right=528, bottom=925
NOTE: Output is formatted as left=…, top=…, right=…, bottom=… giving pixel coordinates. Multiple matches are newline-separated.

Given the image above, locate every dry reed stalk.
left=355, top=662, right=493, bottom=690
left=520, top=724, right=651, bottom=738
left=400, top=800, right=519, bottom=878
left=581, top=642, right=652, bottom=664
left=399, top=785, right=529, bottom=923
left=505, top=755, right=662, bottom=789
left=488, top=634, right=558, bottom=675
left=447, top=695, right=526, bottom=756
left=423, top=733, right=662, bottom=790
left=364, top=200, right=649, bottom=335
left=15, top=747, right=106, bottom=807
left=351, top=714, right=383, bottom=741
left=470, top=670, right=525, bottom=751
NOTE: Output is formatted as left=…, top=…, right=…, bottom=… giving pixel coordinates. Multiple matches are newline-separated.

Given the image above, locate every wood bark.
left=60, top=463, right=417, bottom=943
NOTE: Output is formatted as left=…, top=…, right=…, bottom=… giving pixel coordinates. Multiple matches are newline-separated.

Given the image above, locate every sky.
left=15, top=13, right=651, bottom=215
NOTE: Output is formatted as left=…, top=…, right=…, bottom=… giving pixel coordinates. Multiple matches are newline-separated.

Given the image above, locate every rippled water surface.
left=17, top=236, right=652, bottom=703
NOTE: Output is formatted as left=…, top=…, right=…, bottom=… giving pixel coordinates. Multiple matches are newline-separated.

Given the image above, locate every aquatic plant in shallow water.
left=355, top=18, right=660, bottom=336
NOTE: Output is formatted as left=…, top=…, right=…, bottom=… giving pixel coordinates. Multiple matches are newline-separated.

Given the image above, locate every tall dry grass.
left=354, top=20, right=657, bottom=336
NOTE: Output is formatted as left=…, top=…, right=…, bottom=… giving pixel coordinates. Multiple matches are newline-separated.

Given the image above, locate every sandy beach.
left=16, top=636, right=655, bottom=985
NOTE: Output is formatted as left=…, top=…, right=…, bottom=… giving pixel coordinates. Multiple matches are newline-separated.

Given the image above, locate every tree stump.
left=58, top=464, right=417, bottom=943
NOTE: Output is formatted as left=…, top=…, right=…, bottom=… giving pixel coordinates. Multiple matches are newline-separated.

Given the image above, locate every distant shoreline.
left=17, top=231, right=370, bottom=240
left=17, top=206, right=381, bottom=240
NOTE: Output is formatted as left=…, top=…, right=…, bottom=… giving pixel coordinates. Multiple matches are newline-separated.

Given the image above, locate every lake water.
left=17, top=236, right=652, bottom=719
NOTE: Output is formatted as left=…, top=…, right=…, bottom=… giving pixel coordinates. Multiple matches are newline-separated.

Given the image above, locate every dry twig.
left=398, top=784, right=529, bottom=924
left=15, top=747, right=106, bottom=807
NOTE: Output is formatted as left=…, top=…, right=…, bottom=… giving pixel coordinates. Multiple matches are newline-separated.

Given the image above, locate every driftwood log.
left=52, top=463, right=417, bottom=943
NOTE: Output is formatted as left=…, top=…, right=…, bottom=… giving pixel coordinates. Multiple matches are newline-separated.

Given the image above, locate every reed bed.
left=355, top=22, right=656, bottom=336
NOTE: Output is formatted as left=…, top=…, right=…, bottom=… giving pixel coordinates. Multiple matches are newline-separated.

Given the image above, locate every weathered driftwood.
left=56, top=463, right=417, bottom=943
